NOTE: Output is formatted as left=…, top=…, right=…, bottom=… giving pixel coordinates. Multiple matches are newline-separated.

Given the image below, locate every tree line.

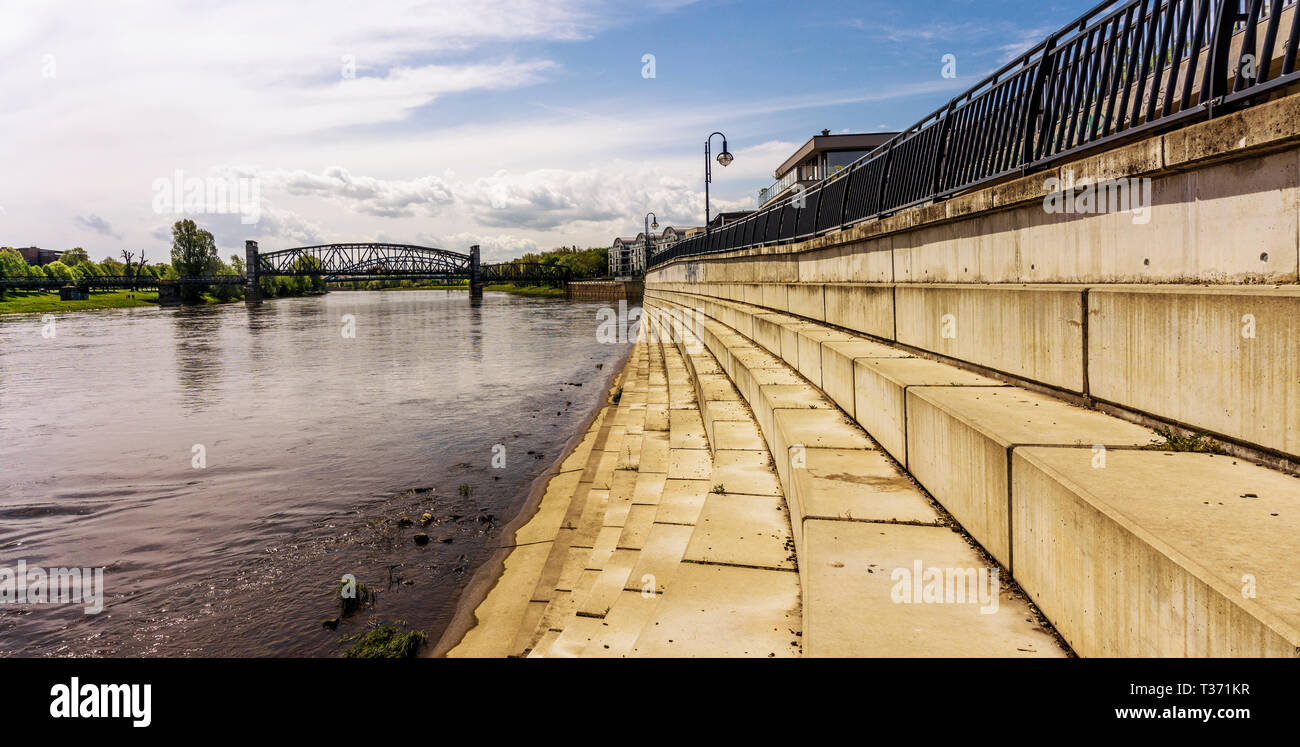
left=1, top=219, right=323, bottom=304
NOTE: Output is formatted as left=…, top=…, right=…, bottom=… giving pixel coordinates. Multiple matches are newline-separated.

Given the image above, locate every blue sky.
left=0, top=0, right=1100, bottom=261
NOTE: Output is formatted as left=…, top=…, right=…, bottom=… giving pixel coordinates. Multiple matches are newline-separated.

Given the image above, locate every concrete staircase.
left=449, top=302, right=1071, bottom=657
left=643, top=287, right=1300, bottom=657
left=527, top=308, right=801, bottom=657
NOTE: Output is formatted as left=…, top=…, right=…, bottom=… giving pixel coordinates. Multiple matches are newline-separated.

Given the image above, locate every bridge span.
left=244, top=241, right=572, bottom=304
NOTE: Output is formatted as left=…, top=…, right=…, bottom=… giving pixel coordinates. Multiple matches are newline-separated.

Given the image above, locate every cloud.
left=416, top=232, right=540, bottom=262
left=150, top=202, right=325, bottom=252
left=263, top=167, right=456, bottom=218
left=74, top=213, right=123, bottom=239
left=235, top=163, right=750, bottom=236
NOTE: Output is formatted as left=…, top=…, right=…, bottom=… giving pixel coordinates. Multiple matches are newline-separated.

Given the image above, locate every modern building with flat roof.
left=757, top=130, right=898, bottom=208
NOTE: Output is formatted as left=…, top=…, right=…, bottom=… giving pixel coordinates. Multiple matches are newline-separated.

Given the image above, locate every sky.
left=0, top=0, right=1101, bottom=263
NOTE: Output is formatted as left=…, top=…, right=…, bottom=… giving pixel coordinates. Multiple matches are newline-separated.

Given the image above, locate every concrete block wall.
left=644, top=289, right=1300, bottom=657
left=648, top=280, right=1299, bottom=463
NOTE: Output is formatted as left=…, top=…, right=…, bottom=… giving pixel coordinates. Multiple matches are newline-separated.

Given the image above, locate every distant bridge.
left=245, top=242, right=571, bottom=303
left=0, top=243, right=573, bottom=303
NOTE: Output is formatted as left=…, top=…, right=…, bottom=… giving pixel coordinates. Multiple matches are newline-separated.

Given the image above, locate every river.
left=0, top=290, right=634, bottom=656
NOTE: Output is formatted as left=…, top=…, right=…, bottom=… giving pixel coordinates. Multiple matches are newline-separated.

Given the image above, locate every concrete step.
left=522, top=346, right=652, bottom=657
left=448, top=357, right=632, bottom=658
left=646, top=288, right=1300, bottom=657
left=645, top=295, right=1068, bottom=657
left=619, top=306, right=803, bottom=657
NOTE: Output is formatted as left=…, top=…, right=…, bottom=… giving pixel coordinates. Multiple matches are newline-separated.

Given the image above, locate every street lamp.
left=705, top=131, right=733, bottom=239
left=643, top=212, right=658, bottom=271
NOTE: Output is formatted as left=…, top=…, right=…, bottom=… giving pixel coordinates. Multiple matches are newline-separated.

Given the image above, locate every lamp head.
left=716, top=149, right=733, bottom=167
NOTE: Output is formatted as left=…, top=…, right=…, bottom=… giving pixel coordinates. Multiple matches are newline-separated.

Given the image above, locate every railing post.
left=244, top=240, right=262, bottom=305
left=1021, top=36, right=1057, bottom=169
left=1205, top=0, right=1245, bottom=109
left=469, top=244, right=483, bottom=298
left=929, top=102, right=958, bottom=198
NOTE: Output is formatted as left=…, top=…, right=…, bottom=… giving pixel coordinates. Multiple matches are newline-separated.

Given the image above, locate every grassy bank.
left=0, top=290, right=159, bottom=315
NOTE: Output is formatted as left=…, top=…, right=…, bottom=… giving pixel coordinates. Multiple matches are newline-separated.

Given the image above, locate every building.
left=16, top=247, right=63, bottom=265
left=707, top=211, right=754, bottom=229
left=757, top=130, right=898, bottom=208
left=608, top=226, right=703, bottom=278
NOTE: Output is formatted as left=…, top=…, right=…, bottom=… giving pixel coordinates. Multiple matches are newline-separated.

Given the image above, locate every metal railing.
left=649, top=0, right=1300, bottom=269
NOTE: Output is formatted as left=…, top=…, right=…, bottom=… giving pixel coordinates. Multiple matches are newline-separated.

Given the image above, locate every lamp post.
left=704, top=131, right=733, bottom=240
left=643, top=212, right=658, bottom=273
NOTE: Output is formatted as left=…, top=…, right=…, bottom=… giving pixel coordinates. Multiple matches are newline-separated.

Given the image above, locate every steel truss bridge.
left=254, top=243, right=573, bottom=284
left=0, top=243, right=572, bottom=297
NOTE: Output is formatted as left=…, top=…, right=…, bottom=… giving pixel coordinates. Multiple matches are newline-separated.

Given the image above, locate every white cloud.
left=415, top=232, right=540, bottom=262
left=262, top=167, right=456, bottom=218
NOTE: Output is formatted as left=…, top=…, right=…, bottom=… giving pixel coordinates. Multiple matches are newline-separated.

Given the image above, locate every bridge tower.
left=469, top=244, right=483, bottom=299
left=245, top=240, right=262, bottom=305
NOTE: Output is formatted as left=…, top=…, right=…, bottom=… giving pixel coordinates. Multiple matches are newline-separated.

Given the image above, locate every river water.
left=0, top=290, right=633, bottom=656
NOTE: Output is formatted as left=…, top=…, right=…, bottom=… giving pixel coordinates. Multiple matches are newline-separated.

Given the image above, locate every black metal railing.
left=648, top=0, right=1299, bottom=269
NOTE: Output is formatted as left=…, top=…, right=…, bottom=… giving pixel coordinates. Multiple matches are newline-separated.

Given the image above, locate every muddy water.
left=0, top=290, right=632, bottom=656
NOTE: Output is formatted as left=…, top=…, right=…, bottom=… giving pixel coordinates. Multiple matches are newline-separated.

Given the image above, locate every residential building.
left=757, top=130, right=898, bottom=208
left=608, top=226, right=703, bottom=277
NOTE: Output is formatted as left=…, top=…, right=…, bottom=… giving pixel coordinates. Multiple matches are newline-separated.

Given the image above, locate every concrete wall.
left=645, top=92, right=1300, bottom=462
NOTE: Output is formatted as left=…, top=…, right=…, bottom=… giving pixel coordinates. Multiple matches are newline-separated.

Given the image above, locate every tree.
left=71, top=260, right=101, bottom=283
left=44, top=261, right=74, bottom=283
left=211, top=256, right=245, bottom=302
left=169, top=219, right=218, bottom=303
left=60, top=247, right=90, bottom=266
left=293, top=255, right=325, bottom=294
left=0, top=248, right=27, bottom=278
left=0, top=247, right=28, bottom=299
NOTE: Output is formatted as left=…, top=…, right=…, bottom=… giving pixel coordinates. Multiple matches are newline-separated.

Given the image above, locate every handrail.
left=648, top=0, right=1299, bottom=269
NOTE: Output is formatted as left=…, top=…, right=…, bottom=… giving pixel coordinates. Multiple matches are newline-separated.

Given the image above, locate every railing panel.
left=645, top=0, right=1299, bottom=270
left=795, top=185, right=822, bottom=238
left=816, top=173, right=850, bottom=233
left=778, top=204, right=799, bottom=241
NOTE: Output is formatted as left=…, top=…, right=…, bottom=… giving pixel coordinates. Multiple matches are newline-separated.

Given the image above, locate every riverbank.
left=431, top=341, right=632, bottom=656
left=330, top=283, right=566, bottom=298
left=0, top=290, right=159, bottom=315
left=440, top=302, right=1070, bottom=658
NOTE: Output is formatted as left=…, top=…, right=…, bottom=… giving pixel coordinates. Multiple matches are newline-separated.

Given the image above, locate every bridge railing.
left=648, top=0, right=1300, bottom=269
left=480, top=262, right=575, bottom=283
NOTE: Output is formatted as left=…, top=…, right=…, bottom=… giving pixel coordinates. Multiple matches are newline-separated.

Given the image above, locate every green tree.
left=60, top=247, right=90, bottom=266
left=169, top=219, right=218, bottom=302
left=0, top=248, right=27, bottom=278
left=0, top=247, right=28, bottom=298
left=44, top=261, right=74, bottom=283
left=211, top=257, right=245, bottom=302
left=72, top=260, right=102, bottom=283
